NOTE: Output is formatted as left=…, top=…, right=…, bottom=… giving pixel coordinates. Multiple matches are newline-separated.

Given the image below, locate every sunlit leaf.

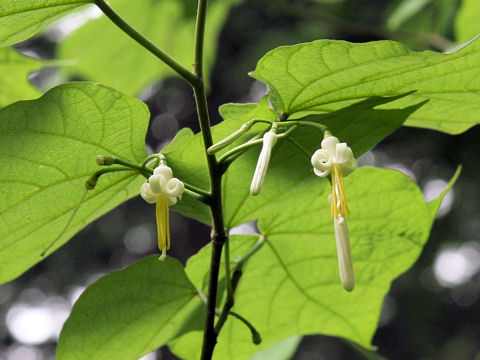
left=0, top=82, right=148, bottom=283
left=57, top=256, right=202, bottom=360
left=250, top=39, right=480, bottom=134
left=0, top=0, right=91, bottom=47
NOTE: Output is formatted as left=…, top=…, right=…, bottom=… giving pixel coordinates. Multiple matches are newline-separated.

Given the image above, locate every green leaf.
left=170, top=167, right=445, bottom=359
left=303, top=93, right=425, bottom=157
left=165, top=96, right=420, bottom=227
left=455, top=0, right=480, bottom=43
left=0, top=0, right=91, bottom=47
left=58, top=0, right=240, bottom=95
left=57, top=256, right=203, bottom=360
left=0, top=47, right=42, bottom=107
left=0, top=82, right=149, bottom=284
left=250, top=39, right=480, bottom=134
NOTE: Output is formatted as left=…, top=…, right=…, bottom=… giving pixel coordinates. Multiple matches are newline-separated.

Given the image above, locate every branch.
left=94, top=0, right=199, bottom=86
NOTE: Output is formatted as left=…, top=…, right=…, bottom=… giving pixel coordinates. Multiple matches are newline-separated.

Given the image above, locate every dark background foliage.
left=1, top=0, right=479, bottom=359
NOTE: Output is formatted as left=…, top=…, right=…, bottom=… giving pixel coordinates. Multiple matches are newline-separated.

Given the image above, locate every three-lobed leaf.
left=250, top=39, right=480, bottom=134
left=0, top=82, right=149, bottom=284
left=57, top=256, right=202, bottom=360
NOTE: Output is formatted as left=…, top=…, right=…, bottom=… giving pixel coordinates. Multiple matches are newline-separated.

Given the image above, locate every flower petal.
left=314, top=167, right=331, bottom=177
left=334, top=143, right=353, bottom=163
left=140, top=183, right=157, bottom=204
left=153, top=165, right=173, bottom=179
left=149, top=174, right=167, bottom=193
left=165, top=178, right=185, bottom=199
left=311, top=149, right=332, bottom=177
left=321, top=136, right=339, bottom=157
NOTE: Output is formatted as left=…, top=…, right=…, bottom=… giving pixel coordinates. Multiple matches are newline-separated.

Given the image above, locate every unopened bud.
left=85, top=174, right=99, bottom=190
left=250, top=131, right=277, bottom=196
left=207, top=123, right=251, bottom=154
left=96, top=155, right=114, bottom=166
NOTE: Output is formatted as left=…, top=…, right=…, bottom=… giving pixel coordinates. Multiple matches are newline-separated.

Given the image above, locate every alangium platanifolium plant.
left=0, top=0, right=478, bottom=359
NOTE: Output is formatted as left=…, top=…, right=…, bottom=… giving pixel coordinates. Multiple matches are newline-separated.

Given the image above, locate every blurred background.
left=1, top=0, right=480, bottom=359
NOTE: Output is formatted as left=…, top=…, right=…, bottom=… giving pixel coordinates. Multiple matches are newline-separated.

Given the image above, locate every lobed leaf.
left=0, top=82, right=149, bottom=284
left=250, top=39, right=480, bottom=134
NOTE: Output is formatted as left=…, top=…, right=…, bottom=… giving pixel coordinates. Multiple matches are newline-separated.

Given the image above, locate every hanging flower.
left=250, top=130, right=277, bottom=196
left=140, top=165, right=184, bottom=261
left=311, top=134, right=357, bottom=291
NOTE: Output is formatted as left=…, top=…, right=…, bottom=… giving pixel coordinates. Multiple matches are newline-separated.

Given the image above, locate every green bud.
left=85, top=174, right=99, bottom=190
left=207, top=123, right=251, bottom=154
left=96, top=155, right=115, bottom=166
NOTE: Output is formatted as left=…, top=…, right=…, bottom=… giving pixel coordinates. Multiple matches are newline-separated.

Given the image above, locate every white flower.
left=311, top=136, right=356, bottom=219
left=250, top=131, right=277, bottom=196
left=140, top=165, right=184, bottom=261
left=313, top=135, right=357, bottom=292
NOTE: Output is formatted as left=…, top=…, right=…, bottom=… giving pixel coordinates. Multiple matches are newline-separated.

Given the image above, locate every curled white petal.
left=334, top=143, right=351, bottom=163
left=149, top=174, right=168, bottom=193
left=140, top=183, right=158, bottom=204
left=166, top=195, right=178, bottom=207
left=165, top=178, right=185, bottom=199
left=250, top=131, right=277, bottom=195
left=314, top=167, right=330, bottom=177
left=334, top=216, right=355, bottom=292
left=153, top=165, right=173, bottom=179
left=320, top=136, right=339, bottom=157
left=311, top=149, right=333, bottom=177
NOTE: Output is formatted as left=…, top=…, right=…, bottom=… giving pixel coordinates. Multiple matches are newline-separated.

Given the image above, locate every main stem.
left=192, top=1, right=228, bottom=359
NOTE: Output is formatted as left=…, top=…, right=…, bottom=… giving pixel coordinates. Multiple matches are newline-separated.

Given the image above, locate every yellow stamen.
left=155, top=198, right=170, bottom=261
left=331, top=164, right=349, bottom=219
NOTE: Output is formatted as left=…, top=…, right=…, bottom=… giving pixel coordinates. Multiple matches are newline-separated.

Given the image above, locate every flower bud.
left=208, top=123, right=251, bottom=154
left=250, top=131, right=277, bottom=196
left=96, top=155, right=114, bottom=166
